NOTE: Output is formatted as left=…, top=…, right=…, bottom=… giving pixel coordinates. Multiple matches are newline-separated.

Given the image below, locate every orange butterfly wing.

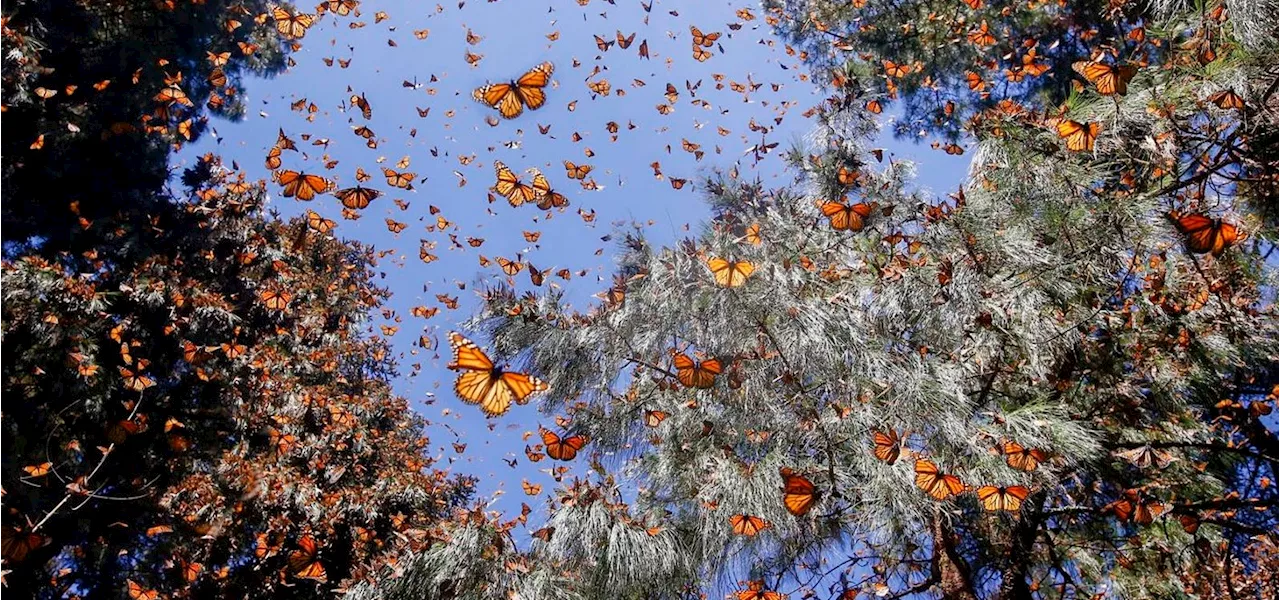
left=1055, top=120, right=1100, bottom=152
left=780, top=467, right=818, bottom=516
left=729, top=514, right=769, bottom=536
left=872, top=429, right=900, bottom=464
left=515, top=62, right=554, bottom=111
left=287, top=535, right=327, bottom=581
left=541, top=427, right=587, bottom=461
left=976, top=485, right=1029, bottom=512
left=914, top=459, right=964, bottom=500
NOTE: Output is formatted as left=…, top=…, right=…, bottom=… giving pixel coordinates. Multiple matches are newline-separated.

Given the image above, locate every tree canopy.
left=350, top=0, right=1276, bottom=598
left=1, top=1, right=472, bottom=596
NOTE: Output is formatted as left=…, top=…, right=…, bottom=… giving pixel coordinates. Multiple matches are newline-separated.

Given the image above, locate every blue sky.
left=177, top=0, right=968, bottom=538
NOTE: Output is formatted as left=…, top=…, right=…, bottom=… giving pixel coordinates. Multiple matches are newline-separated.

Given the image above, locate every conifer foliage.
left=2, top=159, right=473, bottom=597
left=356, top=0, right=1275, bottom=598
left=3, top=0, right=474, bottom=595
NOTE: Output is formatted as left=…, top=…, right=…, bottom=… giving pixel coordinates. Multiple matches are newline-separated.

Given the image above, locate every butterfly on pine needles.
left=1170, top=212, right=1240, bottom=256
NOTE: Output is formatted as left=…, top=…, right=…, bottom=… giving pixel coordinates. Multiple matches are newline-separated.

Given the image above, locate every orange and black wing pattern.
left=779, top=467, right=819, bottom=516
left=473, top=62, right=554, bottom=119
left=448, top=332, right=548, bottom=416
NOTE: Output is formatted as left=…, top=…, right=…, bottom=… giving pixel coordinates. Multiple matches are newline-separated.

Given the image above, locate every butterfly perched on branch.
left=779, top=467, right=819, bottom=516
left=1170, top=212, right=1240, bottom=256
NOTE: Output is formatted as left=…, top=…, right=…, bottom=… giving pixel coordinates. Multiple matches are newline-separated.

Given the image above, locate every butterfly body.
left=448, top=332, right=548, bottom=416
left=1172, top=212, right=1239, bottom=256
left=473, top=62, right=554, bottom=119
left=821, top=200, right=874, bottom=231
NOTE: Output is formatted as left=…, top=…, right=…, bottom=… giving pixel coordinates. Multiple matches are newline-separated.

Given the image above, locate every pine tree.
left=1, top=157, right=473, bottom=597
left=1, top=0, right=289, bottom=245
left=352, top=0, right=1275, bottom=598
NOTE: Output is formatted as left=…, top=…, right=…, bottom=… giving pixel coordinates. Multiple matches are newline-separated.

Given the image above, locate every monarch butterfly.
left=350, top=93, right=372, bottom=119
left=1106, top=489, right=1165, bottom=525
left=154, top=84, right=193, bottom=106
left=492, top=161, right=539, bottom=206
left=126, top=580, right=160, bottom=600
left=522, top=480, right=542, bottom=495
left=690, top=25, right=721, bottom=47
left=541, top=427, right=588, bottom=461
left=382, top=168, right=415, bottom=189
left=1171, top=212, right=1239, bottom=256
left=119, top=367, right=156, bottom=392
left=976, top=485, right=1029, bottom=512
left=914, top=459, right=965, bottom=500
left=729, top=514, right=770, bottom=536
left=673, top=353, right=722, bottom=388
left=1208, top=89, right=1244, bottom=109
left=258, top=288, right=292, bottom=311
left=820, top=200, right=874, bottom=231
left=707, top=257, right=754, bottom=287
left=271, top=6, right=314, bottom=40
left=745, top=223, right=763, bottom=245
left=333, top=185, right=381, bottom=209
left=277, top=170, right=332, bottom=201
left=1, top=526, right=48, bottom=562
left=564, top=160, right=593, bottom=179
left=1003, top=441, right=1048, bottom=472
left=473, top=62, right=554, bottom=120
left=448, top=332, right=548, bottom=416
left=207, top=67, right=227, bottom=88
left=287, top=535, right=327, bottom=581
left=967, top=20, right=996, bottom=46
left=495, top=256, right=523, bottom=276
left=1112, top=444, right=1175, bottom=469
left=692, top=45, right=713, bottom=62
left=871, top=429, right=901, bottom=464
left=23, top=462, right=52, bottom=477
left=779, top=467, right=819, bottom=516
left=736, top=580, right=784, bottom=600
left=530, top=170, right=569, bottom=210
left=882, top=60, right=910, bottom=78
left=1055, top=119, right=1100, bottom=152
left=643, top=410, right=669, bottom=427
left=1072, top=61, right=1138, bottom=96
left=305, top=209, right=335, bottom=233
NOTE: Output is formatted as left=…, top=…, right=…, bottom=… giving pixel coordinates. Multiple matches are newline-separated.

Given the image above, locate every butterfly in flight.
left=540, top=427, right=588, bottom=461
left=493, top=161, right=540, bottom=206
left=447, top=332, right=548, bottom=416
left=276, top=170, right=332, bottom=201
left=333, top=185, right=381, bottom=209
left=473, top=62, right=554, bottom=119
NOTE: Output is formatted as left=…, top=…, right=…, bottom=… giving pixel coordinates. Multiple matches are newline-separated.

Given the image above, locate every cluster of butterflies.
left=775, top=434, right=1050, bottom=520
left=490, top=159, right=570, bottom=210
